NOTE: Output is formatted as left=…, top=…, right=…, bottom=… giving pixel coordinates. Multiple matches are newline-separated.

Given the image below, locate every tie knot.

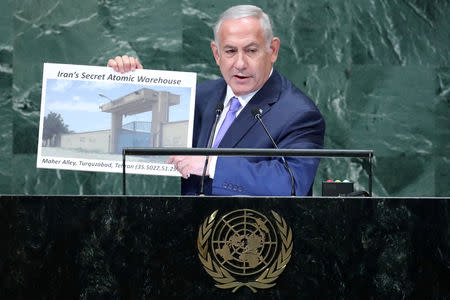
left=229, top=97, right=241, bottom=113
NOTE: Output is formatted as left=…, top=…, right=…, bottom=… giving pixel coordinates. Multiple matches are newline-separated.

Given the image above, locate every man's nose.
left=234, top=51, right=247, bottom=70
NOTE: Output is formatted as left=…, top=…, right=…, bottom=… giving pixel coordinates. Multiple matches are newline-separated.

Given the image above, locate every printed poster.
left=37, top=63, right=197, bottom=176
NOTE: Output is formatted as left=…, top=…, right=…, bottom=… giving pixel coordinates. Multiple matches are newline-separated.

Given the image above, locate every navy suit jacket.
left=181, top=70, right=325, bottom=196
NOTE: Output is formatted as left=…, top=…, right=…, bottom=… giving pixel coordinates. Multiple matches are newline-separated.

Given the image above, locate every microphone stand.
left=199, top=103, right=223, bottom=195
left=252, top=108, right=296, bottom=196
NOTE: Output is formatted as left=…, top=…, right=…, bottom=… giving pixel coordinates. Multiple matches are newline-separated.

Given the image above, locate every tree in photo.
left=43, top=112, right=70, bottom=147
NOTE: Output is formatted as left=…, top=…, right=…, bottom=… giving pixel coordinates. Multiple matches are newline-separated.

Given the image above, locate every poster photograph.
left=37, top=63, right=197, bottom=176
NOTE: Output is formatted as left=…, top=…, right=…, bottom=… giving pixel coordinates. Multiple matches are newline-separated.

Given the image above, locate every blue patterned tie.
left=213, top=97, right=241, bottom=148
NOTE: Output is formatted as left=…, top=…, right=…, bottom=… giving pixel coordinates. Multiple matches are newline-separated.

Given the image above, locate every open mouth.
left=234, top=75, right=250, bottom=80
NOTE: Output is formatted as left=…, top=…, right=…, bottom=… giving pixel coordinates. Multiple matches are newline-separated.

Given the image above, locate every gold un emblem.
left=197, top=209, right=293, bottom=293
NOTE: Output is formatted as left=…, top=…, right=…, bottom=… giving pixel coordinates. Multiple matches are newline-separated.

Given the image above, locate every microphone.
left=251, top=108, right=296, bottom=196
left=199, top=102, right=224, bottom=195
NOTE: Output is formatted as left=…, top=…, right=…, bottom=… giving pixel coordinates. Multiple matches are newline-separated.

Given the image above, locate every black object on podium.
left=322, top=181, right=354, bottom=196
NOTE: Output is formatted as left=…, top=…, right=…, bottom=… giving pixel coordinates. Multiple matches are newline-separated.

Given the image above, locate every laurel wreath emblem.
left=197, top=210, right=293, bottom=293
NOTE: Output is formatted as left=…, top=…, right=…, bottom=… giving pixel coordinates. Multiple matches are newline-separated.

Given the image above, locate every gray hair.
left=213, top=5, right=274, bottom=51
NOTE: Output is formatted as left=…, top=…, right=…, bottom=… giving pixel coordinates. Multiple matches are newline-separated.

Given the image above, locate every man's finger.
left=180, top=164, right=190, bottom=179
left=129, top=57, right=136, bottom=71
left=121, top=55, right=130, bottom=73
left=115, top=56, right=124, bottom=73
left=107, top=59, right=118, bottom=72
left=135, top=58, right=144, bottom=69
left=167, top=156, right=178, bottom=164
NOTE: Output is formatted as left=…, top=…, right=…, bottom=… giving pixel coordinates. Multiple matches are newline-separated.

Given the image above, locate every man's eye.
left=225, top=49, right=236, bottom=54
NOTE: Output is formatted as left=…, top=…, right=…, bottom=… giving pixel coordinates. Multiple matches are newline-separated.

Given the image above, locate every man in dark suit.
left=108, top=5, right=325, bottom=196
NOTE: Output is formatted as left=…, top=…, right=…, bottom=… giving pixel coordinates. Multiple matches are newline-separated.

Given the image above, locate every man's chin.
left=230, top=87, right=253, bottom=96
left=230, top=82, right=255, bottom=96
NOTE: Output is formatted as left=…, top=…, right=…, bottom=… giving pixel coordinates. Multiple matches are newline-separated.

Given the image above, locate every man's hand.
left=168, top=156, right=209, bottom=179
left=107, top=55, right=143, bottom=73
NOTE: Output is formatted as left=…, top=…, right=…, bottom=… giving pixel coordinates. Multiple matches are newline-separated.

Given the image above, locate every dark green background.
left=1, top=0, right=449, bottom=196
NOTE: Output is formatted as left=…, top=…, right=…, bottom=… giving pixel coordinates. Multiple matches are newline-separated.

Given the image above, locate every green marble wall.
left=1, top=0, right=449, bottom=196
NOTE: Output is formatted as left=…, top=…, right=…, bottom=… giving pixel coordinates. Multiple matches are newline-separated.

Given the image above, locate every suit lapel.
left=219, top=70, right=282, bottom=148
left=197, top=83, right=227, bottom=147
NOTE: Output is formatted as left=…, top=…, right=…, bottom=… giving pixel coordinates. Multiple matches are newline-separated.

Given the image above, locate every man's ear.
left=211, top=41, right=220, bottom=65
left=270, top=37, right=280, bottom=64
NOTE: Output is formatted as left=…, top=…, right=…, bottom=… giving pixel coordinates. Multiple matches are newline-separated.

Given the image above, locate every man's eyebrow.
left=222, top=42, right=260, bottom=49
left=243, top=42, right=259, bottom=48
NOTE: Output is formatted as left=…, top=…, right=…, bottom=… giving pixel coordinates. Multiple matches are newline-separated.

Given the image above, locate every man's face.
left=211, top=17, right=280, bottom=96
